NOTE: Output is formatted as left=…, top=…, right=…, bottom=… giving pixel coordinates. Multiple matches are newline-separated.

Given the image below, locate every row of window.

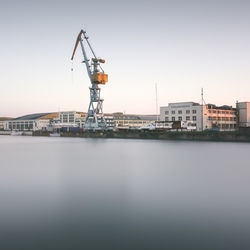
left=217, top=124, right=236, bottom=129
left=165, top=116, right=197, bottom=121
left=208, top=117, right=236, bottom=121
left=208, top=110, right=235, bottom=115
left=165, top=110, right=197, bottom=115
left=117, top=121, right=147, bottom=124
left=8, top=123, right=34, bottom=129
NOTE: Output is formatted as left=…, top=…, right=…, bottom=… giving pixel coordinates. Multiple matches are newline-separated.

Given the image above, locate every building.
left=0, top=117, right=13, bottom=130
left=203, top=104, right=237, bottom=131
left=160, top=102, right=203, bottom=130
left=4, top=113, right=58, bottom=131
left=237, top=102, right=250, bottom=127
left=104, top=114, right=115, bottom=128
left=3, top=111, right=88, bottom=132
left=112, top=113, right=157, bottom=128
left=57, top=111, right=86, bottom=127
left=160, top=102, right=237, bottom=131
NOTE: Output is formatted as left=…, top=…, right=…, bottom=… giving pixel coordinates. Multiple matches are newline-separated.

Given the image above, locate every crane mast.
left=71, top=29, right=108, bottom=130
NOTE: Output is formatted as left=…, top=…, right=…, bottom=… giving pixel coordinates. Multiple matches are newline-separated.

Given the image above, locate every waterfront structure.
left=4, top=113, right=58, bottom=131
left=160, top=102, right=203, bottom=130
left=49, top=111, right=86, bottom=131
left=237, top=102, right=250, bottom=127
left=204, top=104, right=237, bottom=131
left=155, top=120, right=196, bottom=131
left=4, top=111, right=87, bottom=131
left=112, top=113, right=157, bottom=128
left=58, top=111, right=86, bottom=127
left=3, top=111, right=158, bottom=131
left=160, top=102, right=237, bottom=131
left=103, top=114, right=115, bottom=128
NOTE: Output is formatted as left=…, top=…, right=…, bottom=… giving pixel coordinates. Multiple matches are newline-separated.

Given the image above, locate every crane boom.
left=71, top=30, right=83, bottom=60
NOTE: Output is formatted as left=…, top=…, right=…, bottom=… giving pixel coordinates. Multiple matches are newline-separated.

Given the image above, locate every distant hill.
left=0, top=117, right=14, bottom=121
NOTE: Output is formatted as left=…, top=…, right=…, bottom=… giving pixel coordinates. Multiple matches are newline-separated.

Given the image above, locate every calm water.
left=0, top=135, right=250, bottom=250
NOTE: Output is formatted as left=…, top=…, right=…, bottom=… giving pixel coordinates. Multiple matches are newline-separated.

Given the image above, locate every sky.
left=0, top=0, right=250, bottom=117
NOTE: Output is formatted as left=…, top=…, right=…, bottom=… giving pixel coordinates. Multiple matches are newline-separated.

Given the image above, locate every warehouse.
left=4, top=113, right=58, bottom=131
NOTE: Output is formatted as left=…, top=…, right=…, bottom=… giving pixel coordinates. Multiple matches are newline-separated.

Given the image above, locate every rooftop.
left=14, top=113, right=54, bottom=121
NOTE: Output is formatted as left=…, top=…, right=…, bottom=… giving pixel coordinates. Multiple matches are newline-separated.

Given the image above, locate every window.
left=165, top=117, right=169, bottom=121
left=186, top=116, right=190, bottom=120
left=178, top=117, right=182, bottom=121
left=165, top=111, right=169, bottom=115
left=186, top=110, right=190, bottom=114
left=171, top=110, right=175, bottom=114
left=172, top=117, right=175, bottom=121
left=192, top=116, right=196, bottom=121
left=192, top=110, right=197, bottom=114
left=178, top=110, right=182, bottom=114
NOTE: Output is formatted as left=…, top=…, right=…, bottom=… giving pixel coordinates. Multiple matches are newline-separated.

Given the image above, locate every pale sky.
left=0, top=0, right=250, bottom=117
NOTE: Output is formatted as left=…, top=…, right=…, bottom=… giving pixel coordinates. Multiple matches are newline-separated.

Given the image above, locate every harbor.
left=1, top=1, right=250, bottom=250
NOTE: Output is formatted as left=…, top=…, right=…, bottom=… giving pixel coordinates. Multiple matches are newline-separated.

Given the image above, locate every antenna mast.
left=200, top=88, right=206, bottom=131
left=155, top=83, right=159, bottom=121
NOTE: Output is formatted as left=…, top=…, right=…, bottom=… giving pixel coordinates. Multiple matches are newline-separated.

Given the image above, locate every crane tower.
left=71, top=29, right=108, bottom=130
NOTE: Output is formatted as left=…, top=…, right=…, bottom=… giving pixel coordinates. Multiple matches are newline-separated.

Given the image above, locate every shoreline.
left=32, top=130, right=250, bottom=143
left=2, top=130, right=250, bottom=142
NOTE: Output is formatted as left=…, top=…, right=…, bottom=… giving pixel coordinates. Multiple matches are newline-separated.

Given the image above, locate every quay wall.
left=33, top=130, right=250, bottom=142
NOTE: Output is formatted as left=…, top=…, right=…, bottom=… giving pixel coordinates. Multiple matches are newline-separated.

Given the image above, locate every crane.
left=71, top=29, right=108, bottom=130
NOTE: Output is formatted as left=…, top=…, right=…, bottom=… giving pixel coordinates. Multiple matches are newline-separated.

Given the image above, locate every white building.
left=4, top=111, right=87, bottom=131
left=4, top=113, right=58, bottom=131
left=55, top=111, right=86, bottom=128
left=160, top=102, right=237, bottom=131
left=160, top=102, right=203, bottom=130
left=112, top=113, right=158, bottom=128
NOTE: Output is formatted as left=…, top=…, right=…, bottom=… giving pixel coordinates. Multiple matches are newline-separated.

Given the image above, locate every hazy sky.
left=0, top=0, right=250, bottom=117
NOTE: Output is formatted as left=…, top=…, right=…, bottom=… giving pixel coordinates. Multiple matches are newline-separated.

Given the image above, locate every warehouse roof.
left=112, top=113, right=158, bottom=121
left=14, top=113, right=53, bottom=120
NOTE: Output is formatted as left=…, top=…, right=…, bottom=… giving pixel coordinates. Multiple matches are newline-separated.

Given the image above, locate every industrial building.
left=4, top=112, right=86, bottom=131
left=112, top=113, right=157, bottom=128
left=204, top=104, right=237, bottom=131
left=3, top=111, right=158, bottom=131
left=4, top=113, right=58, bottom=131
left=237, top=102, right=250, bottom=127
left=160, top=102, right=237, bottom=131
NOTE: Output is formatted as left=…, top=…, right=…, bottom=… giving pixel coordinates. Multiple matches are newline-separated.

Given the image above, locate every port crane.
left=71, top=29, right=108, bottom=130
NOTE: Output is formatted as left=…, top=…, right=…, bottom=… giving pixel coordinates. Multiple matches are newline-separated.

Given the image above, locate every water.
left=0, top=135, right=250, bottom=250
